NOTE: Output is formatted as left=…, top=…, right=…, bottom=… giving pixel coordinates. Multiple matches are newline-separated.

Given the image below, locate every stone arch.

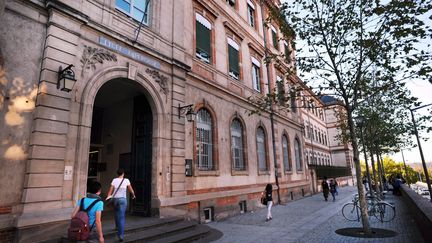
left=72, top=65, right=168, bottom=201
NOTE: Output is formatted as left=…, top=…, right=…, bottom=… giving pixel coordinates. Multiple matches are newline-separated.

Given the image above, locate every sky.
left=280, top=0, right=432, bottom=164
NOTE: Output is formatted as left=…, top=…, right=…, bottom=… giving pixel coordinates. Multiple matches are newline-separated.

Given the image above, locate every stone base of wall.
left=177, top=185, right=312, bottom=224
left=0, top=228, right=15, bottom=243
left=15, top=220, right=68, bottom=243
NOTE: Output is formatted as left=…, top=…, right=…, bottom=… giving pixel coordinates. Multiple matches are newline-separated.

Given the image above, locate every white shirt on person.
left=111, top=178, right=131, bottom=198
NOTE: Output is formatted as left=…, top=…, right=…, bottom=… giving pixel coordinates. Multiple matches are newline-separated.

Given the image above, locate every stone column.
left=18, top=9, right=82, bottom=229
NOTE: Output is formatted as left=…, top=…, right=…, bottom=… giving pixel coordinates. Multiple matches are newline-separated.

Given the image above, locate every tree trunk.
left=370, top=152, right=382, bottom=199
left=346, top=108, right=371, bottom=234
left=376, top=149, right=384, bottom=193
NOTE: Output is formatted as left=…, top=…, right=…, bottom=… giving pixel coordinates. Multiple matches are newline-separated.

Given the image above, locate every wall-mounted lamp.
left=178, top=104, right=196, bottom=122
left=58, top=64, right=77, bottom=92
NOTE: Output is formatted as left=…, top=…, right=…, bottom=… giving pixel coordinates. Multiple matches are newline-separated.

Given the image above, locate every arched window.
left=196, top=109, right=214, bottom=170
left=282, top=135, right=290, bottom=171
left=231, top=119, right=245, bottom=170
left=256, top=127, right=268, bottom=171
left=294, top=138, right=302, bottom=171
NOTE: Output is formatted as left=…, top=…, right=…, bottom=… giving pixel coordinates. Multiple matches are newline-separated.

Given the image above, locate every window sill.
left=284, top=170, right=293, bottom=175
left=231, top=170, right=249, bottom=176
left=258, top=170, right=270, bottom=176
left=194, top=169, right=220, bottom=176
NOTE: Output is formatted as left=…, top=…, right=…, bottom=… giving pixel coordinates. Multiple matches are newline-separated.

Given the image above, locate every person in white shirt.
left=106, top=168, right=135, bottom=242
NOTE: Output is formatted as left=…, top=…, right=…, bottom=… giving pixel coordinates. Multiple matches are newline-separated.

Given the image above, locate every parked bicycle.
left=342, top=194, right=395, bottom=222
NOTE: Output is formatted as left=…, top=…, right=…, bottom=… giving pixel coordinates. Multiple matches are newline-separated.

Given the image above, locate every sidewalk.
left=207, top=186, right=424, bottom=243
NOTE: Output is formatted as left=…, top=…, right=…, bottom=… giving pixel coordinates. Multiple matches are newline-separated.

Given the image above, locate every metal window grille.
left=196, top=109, right=214, bottom=170
left=231, top=119, right=245, bottom=170
left=257, top=127, right=267, bottom=171
left=247, top=5, right=255, bottom=27
left=295, top=138, right=302, bottom=171
left=252, top=64, right=260, bottom=92
left=282, top=135, right=290, bottom=171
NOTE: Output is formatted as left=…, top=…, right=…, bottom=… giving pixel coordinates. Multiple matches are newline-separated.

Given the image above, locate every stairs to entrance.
left=103, top=217, right=211, bottom=243
left=58, top=216, right=221, bottom=243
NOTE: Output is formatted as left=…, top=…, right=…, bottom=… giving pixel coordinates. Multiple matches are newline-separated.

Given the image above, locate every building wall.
left=0, top=1, right=46, bottom=231
left=0, top=0, right=323, bottom=241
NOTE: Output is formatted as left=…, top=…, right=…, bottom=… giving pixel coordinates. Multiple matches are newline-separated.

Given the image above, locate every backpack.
left=68, top=198, right=101, bottom=241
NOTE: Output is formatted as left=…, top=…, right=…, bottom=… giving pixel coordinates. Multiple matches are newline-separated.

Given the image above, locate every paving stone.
left=208, top=186, right=424, bottom=243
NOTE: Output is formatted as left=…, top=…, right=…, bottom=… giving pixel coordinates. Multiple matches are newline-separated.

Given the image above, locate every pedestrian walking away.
left=322, top=177, right=329, bottom=201
left=263, top=184, right=273, bottom=222
left=334, top=178, right=339, bottom=195
left=329, top=179, right=337, bottom=201
left=106, top=168, right=136, bottom=242
left=70, top=181, right=104, bottom=243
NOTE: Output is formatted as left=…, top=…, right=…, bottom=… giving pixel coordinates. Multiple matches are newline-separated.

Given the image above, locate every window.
left=276, top=76, right=285, bottom=105
left=196, top=109, right=214, bottom=170
left=256, top=127, right=268, bottom=171
left=284, top=41, right=291, bottom=63
left=196, top=13, right=212, bottom=63
left=271, top=25, right=279, bottom=50
left=251, top=57, right=261, bottom=92
left=231, top=119, right=245, bottom=170
left=228, top=38, right=240, bottom=80
left=282, top=135, right=290, bottom=171
left=294, top=138, right=302, bottom=171
left=290, top=89, right=297, bottom=112
left=247, top=0, right=255, bottom=27
left=116, top=0, right=151, bottom=25
left=226, top=0, right=236, bottom=7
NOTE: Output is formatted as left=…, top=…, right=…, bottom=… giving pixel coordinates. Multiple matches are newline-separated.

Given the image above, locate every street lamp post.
left=410, top=103, right=432, bottom=202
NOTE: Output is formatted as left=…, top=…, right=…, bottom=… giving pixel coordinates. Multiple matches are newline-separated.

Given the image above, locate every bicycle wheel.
left=373, top=202, right=396, bottom=222
left=342, top=203, right=360, bottom=221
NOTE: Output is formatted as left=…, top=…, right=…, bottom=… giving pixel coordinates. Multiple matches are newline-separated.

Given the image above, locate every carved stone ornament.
left=80, top=45, right=117, bottom=77
left=145, top=68, right=168, bottom=96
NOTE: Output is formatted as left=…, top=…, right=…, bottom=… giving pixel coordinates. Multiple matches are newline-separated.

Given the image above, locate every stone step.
left=109, top=220, right=199, bottom=242
left=147, top=224, right=211, bottom=243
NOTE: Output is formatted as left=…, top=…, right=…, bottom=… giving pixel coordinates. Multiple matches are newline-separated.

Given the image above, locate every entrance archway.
left=88, top=78, right=153, bottom=216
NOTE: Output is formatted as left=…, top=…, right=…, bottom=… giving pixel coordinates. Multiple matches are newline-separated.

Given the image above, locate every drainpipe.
left=260, top=1, right=281, bottom=204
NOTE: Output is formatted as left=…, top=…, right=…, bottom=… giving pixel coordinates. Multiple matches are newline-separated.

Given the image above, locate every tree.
left=278, top=0, right=432, bottom=234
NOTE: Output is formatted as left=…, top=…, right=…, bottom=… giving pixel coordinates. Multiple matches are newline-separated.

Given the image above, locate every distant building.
left=0, top=0, right=353, bottom=241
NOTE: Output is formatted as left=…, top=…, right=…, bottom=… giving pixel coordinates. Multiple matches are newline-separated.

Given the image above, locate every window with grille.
left=257, top=127, right=267, bottom=171
left=196, top=109, right=214, bottom=170
left=228, top=38, right=240, bottom=80
left=276, top=76, right=285, bottom=105
left=251, top=57, right=261, bottom=92
left=231, top=119, right=245, bottom=170
left=247, top=0, right=255, bottom=27
left=282, top=135, right=290, bottom=171
left=294, top=138, right=302, bottom=171
left=116, top=0, right=151, bottom=25
left=196, top=13, right=212, bottom=63
left=284, top=42, right=291, bottom=63
left=271, top=26, right=279, bottom=50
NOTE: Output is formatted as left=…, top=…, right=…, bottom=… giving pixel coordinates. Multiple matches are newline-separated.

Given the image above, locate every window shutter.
left=272, top=29, right=278, bottom=50
left=228, top=45, right=239, bottom=77
left=196, top=21, right=211, bottom=60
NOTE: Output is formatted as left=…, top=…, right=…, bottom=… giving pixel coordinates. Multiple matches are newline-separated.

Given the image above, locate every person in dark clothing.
left=263, top=184, right=273, bottom=221
left=322, top=177, right=329, bottom=201
left=329, top=179, right=337, bottom=201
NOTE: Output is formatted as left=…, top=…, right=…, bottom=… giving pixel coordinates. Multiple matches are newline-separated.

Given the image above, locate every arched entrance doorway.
left=88, top=78, right=153, bottom=216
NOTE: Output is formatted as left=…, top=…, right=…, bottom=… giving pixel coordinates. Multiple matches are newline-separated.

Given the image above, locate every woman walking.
left=322, top=176, right=329, bottom=201
left=106, top=168, right=136, bottom=242
left=264, top=184, right=273, bottom=222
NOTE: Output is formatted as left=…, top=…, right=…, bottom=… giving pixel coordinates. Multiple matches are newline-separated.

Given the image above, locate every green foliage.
left=361, top=156, right=419, bottom=184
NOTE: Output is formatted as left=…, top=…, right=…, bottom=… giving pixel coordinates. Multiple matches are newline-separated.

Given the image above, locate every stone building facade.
left=0, top=0, right=352, bottom=241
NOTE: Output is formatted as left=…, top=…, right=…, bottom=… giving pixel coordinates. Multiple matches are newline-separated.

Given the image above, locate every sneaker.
left=118, top=236, right=124, bottom=242
left=269, top=217, right=272, bottom=220
left=265, top=218, right=270, bottom=222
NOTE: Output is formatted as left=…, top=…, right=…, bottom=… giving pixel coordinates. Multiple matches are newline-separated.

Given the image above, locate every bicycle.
left=342, top=194, right=395, bottom=222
